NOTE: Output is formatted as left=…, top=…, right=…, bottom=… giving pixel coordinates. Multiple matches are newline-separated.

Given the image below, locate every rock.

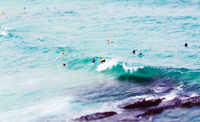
left=73, top=96, right=200, bottom=122
left=122, top=98, right=165, bottom=109
left=73, top=111, right=117, bottom=122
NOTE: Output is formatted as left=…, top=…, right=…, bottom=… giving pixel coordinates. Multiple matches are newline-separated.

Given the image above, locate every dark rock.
left=73, top=96, right=200, bottom=122
left=122, top=98, right=165, bottom=109
left=73, top=111, right=117, bottom=122
left=139, top=108, right=164, bottom=116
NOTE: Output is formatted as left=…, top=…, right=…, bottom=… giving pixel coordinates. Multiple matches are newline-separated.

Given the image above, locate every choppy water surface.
left=1, top=0, right=200, bottom=121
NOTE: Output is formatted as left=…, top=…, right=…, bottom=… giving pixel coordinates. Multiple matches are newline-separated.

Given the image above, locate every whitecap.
left=96, top=59, right=118, bottom=72
left=122, top=63, right=144, bottom=73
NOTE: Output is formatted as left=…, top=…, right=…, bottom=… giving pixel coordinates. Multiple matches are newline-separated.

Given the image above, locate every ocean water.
left=1, top=0, right=200, bottom=121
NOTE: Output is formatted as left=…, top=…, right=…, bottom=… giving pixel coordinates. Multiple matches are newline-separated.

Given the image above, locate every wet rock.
left=122, top=98, right=165, bottom=109
left=139, top=108, right=164, bottom=116
left=73, top=111, right=117, bottom=122
left=73, top=96, right=200, bottom=122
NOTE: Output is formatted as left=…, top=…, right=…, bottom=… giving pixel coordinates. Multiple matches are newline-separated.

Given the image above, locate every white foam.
left=0, top=31, right=8, bottom=36
left=4, top=27, right=13, bottom=30
left=162, top=92, right=178, bottom=101
left=1, top=26, right=13, bottom=30
left=96, top=59, right=118, bottom=72
left=175, top=84, right=183, bottom=91
left=154, top=87, right=165, bottom=93
left=191, top=93, right=198, bottom=97
left=122, top=63, right=144, bottom=73
left=0, top=96, right=73, bottom=122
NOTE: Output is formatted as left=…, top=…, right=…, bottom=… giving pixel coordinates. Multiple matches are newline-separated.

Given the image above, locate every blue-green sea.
left=1, top=0, right=200, bottom=122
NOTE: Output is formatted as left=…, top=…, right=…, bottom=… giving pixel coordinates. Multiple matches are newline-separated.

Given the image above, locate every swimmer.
left=185, top=42, right=188, bottom=47
left=62, top=60, right=72, bottom=66
left=0, top=10, right=6, bottom=15
left=100, top=58, right=106, bottom=64
left=108, top=40, right=113, bottom=43
left=133, top=49, right=135, bottom=54
left=62, top=50, right=65, bottom=54
left=137, top=53, right=143, bottom=56
left=92, top=58, right=95, bottom=63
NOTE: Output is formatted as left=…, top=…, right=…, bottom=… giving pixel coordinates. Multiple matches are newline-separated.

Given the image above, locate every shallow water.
left=1, top=0, right=200, bottom=121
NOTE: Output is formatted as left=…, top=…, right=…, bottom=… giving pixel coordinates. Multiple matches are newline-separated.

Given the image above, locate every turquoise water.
left=1, top=0, right=200, bottom=121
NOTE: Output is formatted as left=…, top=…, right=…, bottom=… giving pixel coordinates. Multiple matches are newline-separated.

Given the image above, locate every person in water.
left=0, top=10, right=6, bottom=15
left=133, top=49, right=135, bottom=54
left=137, top=53, right=143, bottom=56
left=100, top=58, right=106, bottom=64
left=108, top=40, right=113, bottom=43
left=92, top=58, right=95, bottom=63
left=185, top=42, right=188, bottom=47
left=62, top=60, right=72, bottom=66
left=62, top=50, right=65, bottom=54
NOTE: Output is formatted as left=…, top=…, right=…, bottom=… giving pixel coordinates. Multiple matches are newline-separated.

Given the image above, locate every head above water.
left=185, top=42, right=188, bottom=47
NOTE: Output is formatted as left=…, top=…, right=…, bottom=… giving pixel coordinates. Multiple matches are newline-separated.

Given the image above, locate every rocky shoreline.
left=72, top=95, right=200, bottom=122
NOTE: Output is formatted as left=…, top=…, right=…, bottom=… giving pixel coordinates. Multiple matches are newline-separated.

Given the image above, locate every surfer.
left=108, top=40, right=113, bottom=43
left=62, top=50, right=65, bottom=54
left=62, top=60, right=72, bottom=66
left=184, top=42, right=188, bottom=47
left=133, top=49, right=135, bottom=54
left=100, top=58, right=105, bottom=64
left=92, top=58, right=95, bottom=63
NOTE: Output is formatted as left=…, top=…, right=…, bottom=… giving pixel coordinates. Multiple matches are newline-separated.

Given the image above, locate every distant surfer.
left=92, top=58, right=95, bottom=63
left=100, top=58, right=105, bottom=64
left=108, top=40, right=113, bottom=43
left=133, top=49, right=135, bottom=54
left=184, top=42, right=188, bottom=47
left=62, top=50, right=65, bottom=54
left=62, top=60, right=72, bottom=66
